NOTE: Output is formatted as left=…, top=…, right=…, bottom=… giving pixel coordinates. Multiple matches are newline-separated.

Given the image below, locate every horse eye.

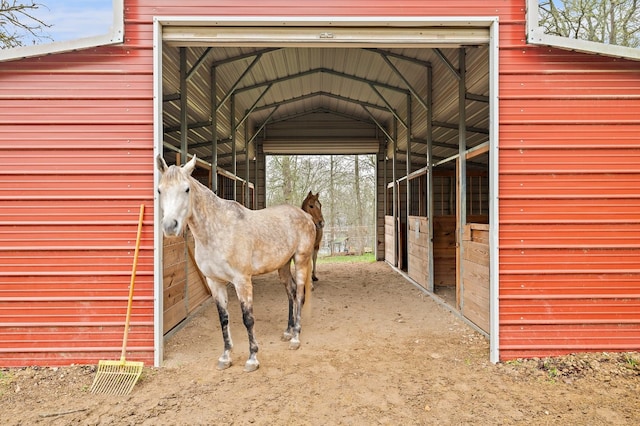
left=157, top=188, right=161, bottom=194
left=185, top=187, right=190, bottom=193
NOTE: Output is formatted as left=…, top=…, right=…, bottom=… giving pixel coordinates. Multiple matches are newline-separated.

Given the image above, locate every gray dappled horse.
left=157, top=155, right=315, bottom=372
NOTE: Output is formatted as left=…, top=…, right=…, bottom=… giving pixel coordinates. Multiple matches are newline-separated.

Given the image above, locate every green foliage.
left=623, top=353, right=638, bottom=367
left=0, top=370, right=15, bottom=396
left=317, top=253, right=376, bottom=264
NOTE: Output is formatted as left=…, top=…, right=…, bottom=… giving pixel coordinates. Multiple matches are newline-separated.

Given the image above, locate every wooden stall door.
left=461, top=223, right=490, bottom=333
left=384, top=215, right=396, bottom=266
left=408, top=216, right=429, bottom=288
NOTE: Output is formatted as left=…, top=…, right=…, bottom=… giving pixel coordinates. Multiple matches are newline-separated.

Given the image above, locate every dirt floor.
left=1, top=261, right=639, bottom=425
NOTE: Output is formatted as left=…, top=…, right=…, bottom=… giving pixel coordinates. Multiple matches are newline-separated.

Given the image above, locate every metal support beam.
left=237, top=84, right=272, bottom=130
left=369, top=83, right=407, bottom=129
left=392, top=117, right=398, bottom=267
left=217, top=54, right=264, bottom=113
left=247, top=105, right=280, bottom=145
left=361, top=105, right=394, bottom=143
left=377, top=52, right=430, bottom=113
left=432, top=121, right=489, bottom=135
left=434, top=48, right=461, bottom=80
left=253, top=91, right=388, bottom=113
left=186, top=47, right=213, bottom=81
left=406, top=93, right=412, bottom=262
left=231, top=94, right=237, bottom=199
left=210, top=65, right=218, bottom=192
left=236, top=67, right=410, bottom=96
left=179, top=47, right=188, bottom=165
left=426, top=64, right=434, bottom=293
left=245, top=121, right=251, bottom=207
left=457, top=48, right=467, bottom=311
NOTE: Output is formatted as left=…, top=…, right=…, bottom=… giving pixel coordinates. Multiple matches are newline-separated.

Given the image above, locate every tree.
left=0, top=1, right=51, bottom=49
left=539, top=0, right=640, bottom=48
left=266, top=154, right=377, bottom=256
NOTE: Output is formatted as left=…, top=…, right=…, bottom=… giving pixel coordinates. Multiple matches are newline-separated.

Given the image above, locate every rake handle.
left=121, top=204, right=145, bottom=362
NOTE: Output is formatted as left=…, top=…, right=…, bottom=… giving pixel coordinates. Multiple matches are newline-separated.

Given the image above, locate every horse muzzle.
left=162, top=218, right=182, bottom=237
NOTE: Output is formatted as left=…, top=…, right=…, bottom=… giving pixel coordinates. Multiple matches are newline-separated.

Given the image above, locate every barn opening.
left=154, top=17, right=498, bottom=364
left=265, top=154, right=378, bottom=258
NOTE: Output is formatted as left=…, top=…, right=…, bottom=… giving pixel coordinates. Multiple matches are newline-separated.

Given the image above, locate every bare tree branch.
left=538, top=0, right=640, bottom=48
left=0, top=0, right=51, bottom=49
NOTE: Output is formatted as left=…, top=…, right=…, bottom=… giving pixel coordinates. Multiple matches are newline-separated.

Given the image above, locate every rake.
left=90, top=204, right=145, bottom=395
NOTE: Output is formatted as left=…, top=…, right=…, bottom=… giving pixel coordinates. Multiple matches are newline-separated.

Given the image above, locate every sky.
left=26, top=0, right=114, bottom=43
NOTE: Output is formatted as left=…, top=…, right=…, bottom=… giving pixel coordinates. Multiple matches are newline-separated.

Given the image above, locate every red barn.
left=1, top=0, right=639, bottom=367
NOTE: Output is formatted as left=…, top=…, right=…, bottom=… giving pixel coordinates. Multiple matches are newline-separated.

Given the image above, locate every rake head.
left=89, top=359, right=144, bottom=395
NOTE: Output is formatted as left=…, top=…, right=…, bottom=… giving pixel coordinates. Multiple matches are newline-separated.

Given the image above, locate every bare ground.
left=1, top=261, right=639, bottom=425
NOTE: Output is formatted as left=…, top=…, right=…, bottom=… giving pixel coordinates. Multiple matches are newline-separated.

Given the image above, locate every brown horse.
left=301, top=191, right=324, bottom=282
left=157, top=155, right=316, bottom=372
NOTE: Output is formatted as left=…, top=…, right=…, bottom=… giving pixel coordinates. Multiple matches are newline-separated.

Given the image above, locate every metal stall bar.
left=210, top=66, right=218, bottom=192
left=179, top=47, right=188, bottom=164
left=426, top=64, right=435, bottom=293
left=456, top=48, right=467, bottom=310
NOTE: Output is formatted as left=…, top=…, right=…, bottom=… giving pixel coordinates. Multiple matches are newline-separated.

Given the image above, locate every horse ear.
left=156, top=155, right=168, bottom=173
left=184, top=155, right=197, bottom=175
left=307, top=190, right=312, bottom=196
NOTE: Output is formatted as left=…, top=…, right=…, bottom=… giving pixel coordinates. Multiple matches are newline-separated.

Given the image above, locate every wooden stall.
left=462, top=223, right=490, bottom=333
left=384, top=215, right=396, bottom=266
left=163, top=232, right=210, bottom=333
left=408, top=216, right=429, bottom=288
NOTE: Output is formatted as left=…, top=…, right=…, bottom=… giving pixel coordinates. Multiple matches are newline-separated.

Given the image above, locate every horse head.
left=156, top=155, right=197, bottom=237
left=302, top=191, right=325, bottom=230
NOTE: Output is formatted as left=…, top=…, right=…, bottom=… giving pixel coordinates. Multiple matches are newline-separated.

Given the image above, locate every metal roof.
left=161, top=42, right=490, bottom=169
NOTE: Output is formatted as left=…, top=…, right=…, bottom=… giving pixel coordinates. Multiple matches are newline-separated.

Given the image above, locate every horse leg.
left=209, top=278, right=233, bottom=370
left=289, top=254, right=312, bottom=350
left=278, top=263, right=296, bottom=342
left=311, top=245, right=319, bottom=282
left=233, top=277, right=260, bottom=372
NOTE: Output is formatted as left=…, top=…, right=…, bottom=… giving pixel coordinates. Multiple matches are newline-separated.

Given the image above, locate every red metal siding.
left=0, top=38, right=154, bottom=365
left=1, top=0, right=639, bottom=366
left=498, top=19, right=640, bottom=357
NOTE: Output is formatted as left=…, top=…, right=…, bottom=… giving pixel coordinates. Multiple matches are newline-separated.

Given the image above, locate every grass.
left=623, top=353, right=638, bottom=368
left=0, top=370, right=14, bottom=397
left=317, top=252, right=376, bottom=264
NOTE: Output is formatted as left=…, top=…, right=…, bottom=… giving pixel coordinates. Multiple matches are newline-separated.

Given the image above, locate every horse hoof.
left=244, top=360, right=260, bottom=372
left=282, top=331, right=293, bottom=341
left=289, top=339, right=301, bottom=350
left=312, top=276, right=318, bottom=282
left=217, top=359, right=232, bottom=370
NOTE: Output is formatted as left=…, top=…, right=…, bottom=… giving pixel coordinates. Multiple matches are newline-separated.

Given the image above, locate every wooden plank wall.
left=163, top=232, right=210, bottom=333
left=408, top=216, right=429, bottom=288
left=462, top=223, right=490, bottom=333
left=185, top=235, right=211, bottom=314
left=384, top=215, right=395, bottom=265
left=433, top=216, right=457, bottom=287
left=407, top=215, right=458, bottom=288
left=409, top=215, right=488, bottom=290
